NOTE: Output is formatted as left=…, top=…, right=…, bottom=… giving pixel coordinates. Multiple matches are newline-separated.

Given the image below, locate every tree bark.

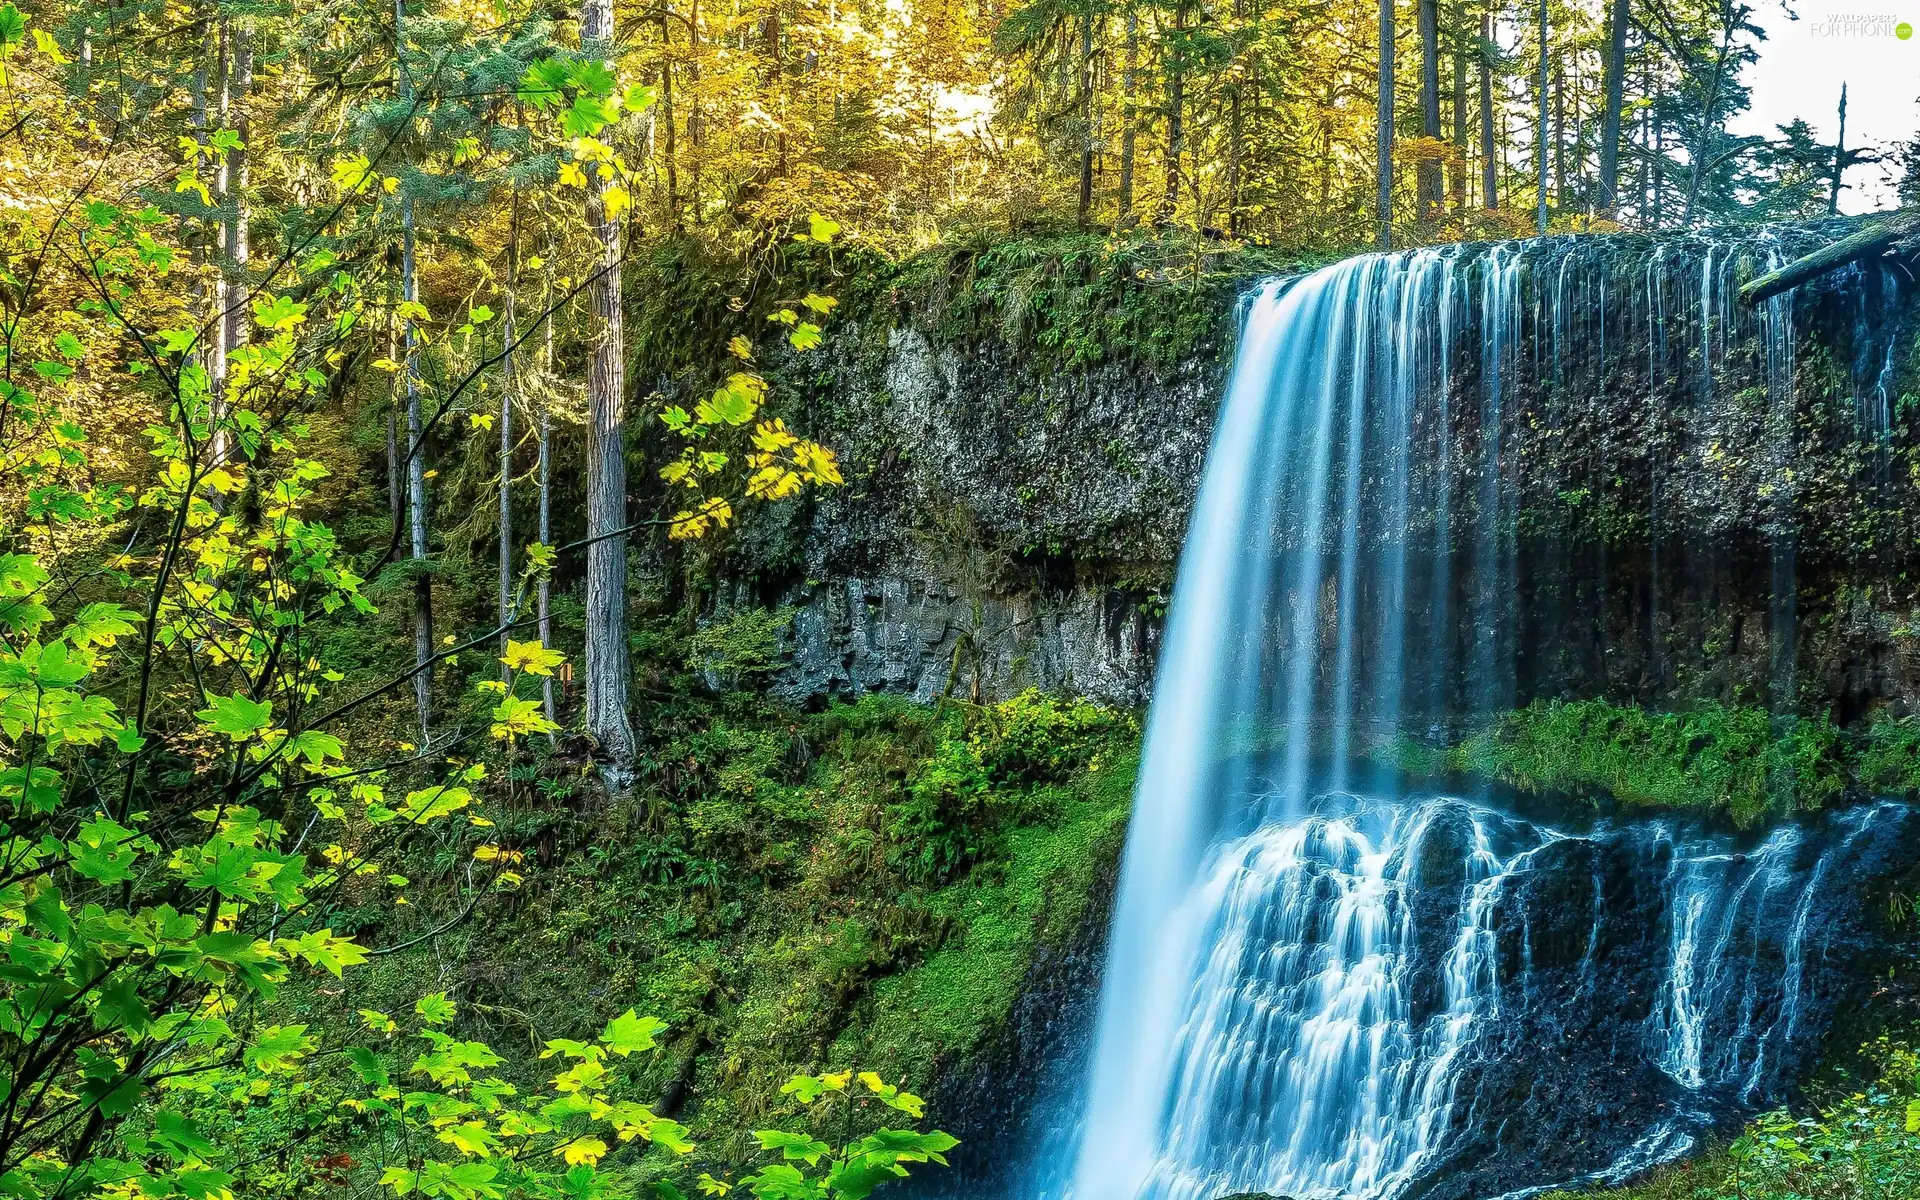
left=1226, top=0, right=1244, bottom=234
left=539, top=264, right=557, bottom=725
left=581, top=0, right=637, bottom=773
left=397, top=0, right=432, bottom=742
left=1479, top=11, right=1497, bottom=210
left=1117, top=8, right=1137, bottom=225
left=1536, top=0, right=1549, bottom=234
left=1078, top=1, right=1095, bottom=224
left=658, top=8, right=679, bottom=230
left=499, top=193, right=521, bottom=674
left=1553, top=64, right=1566, bottom=207
left=221, top=19, right=250, bottom=404
left=1598, top=0, right=1630, bottom=217
left=1451, top=45, right=1469, bottom=209
left=1829, top=83, right=1848, bottom=216
left=1163, top=0, right=1187, bottom=220
left=206, top=19, right=229, bottom=459
left=1418, top=0, right=1441, bottom=217
left=1377, top=0, right=1394, bottom=247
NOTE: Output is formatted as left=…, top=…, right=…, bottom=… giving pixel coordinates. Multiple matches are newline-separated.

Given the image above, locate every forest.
left=3, top=0, right=1920, bottom=1199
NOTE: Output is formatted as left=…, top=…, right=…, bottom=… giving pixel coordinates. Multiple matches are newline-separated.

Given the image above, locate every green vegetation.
left=324, top=689, right=1137, bottom=1163
left=1394, top=698, right=1920, bottom=827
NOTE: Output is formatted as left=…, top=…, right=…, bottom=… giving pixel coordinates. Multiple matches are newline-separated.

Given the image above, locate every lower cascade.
left=987, top=237, right=1920, bottom=1200
left=1125, top=794, right=1900, bottom=1200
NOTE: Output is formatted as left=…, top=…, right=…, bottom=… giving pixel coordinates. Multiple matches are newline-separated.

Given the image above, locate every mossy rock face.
left=1390, top=697, right=1920, bottom=828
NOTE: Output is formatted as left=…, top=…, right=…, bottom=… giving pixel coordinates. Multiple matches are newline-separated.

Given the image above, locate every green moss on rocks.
left=847, top=744, right=1133, bottom=1085
left=1396, top=698, right=1920, bottom=828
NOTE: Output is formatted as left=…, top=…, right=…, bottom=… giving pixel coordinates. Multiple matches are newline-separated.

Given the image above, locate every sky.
left=1734, top=0, right=1920, bottom=211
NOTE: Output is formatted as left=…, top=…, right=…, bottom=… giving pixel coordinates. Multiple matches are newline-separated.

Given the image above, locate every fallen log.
left=1737, top=209, right=1920, bottom=307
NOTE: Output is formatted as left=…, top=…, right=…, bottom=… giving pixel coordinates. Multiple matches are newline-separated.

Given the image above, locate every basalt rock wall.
left=716, top=224, right=1920, bottom=726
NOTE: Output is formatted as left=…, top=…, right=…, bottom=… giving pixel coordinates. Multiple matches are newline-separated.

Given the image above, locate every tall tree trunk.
left=206, top=19, right=230, bottom=458
left=1078, top=1, right=1094, bottom=224
left=581, top=0, right=637, bottom=774
left=1536, top=0, right=1549, bottom=234
left=219, top=19, right=250, bottom=474
left=1418, top=0, right=1441, bottom=217
left=1650, top=103, right=1664, bottom=227
left=1163, top=0, right=1187, bottom=220
left=1451, top=45, right=1469, bottom=209
left=397, top=0, right=432, bottom=742
left=1226, top=0, right=1244, bottom=234
left=499, top=193, right=521, bottom=673
left=1829, top=82, right=1848, bottom=215
left=1479, top=11, right=1497, bottom=210
left=1117, top=8, right=1137, bottom=224
left=659, top=8, right=679, bottom=230
left=539, top=262, right=557, bottom=725
left=1377, top=0, right=1394, bottom=247
left=1681, top=3, right=1739, bottom=227
left=188, top=12, right=213, bottom=383
left=386, top=325, right=402, bottom=537
left=1553, top=64, right=1566, bottom=207
left=1598, top=0, right=1630, bottom=218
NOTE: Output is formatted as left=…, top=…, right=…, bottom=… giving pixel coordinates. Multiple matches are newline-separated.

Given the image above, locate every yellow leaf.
left=501, top=639, right=566, bottom=676
left=557, top=1136, right=609, bottom=1166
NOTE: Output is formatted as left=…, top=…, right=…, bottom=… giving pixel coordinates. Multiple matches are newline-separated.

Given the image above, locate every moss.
left=848, top=745, right=1134, bottom=1085
left=892, top=227, right=1307, bottom=375
left=1396, top=699, right=1920, bottom=828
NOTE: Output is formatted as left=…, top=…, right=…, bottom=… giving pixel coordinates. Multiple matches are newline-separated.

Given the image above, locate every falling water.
left=1047, top=234, right=1916, bottom=1200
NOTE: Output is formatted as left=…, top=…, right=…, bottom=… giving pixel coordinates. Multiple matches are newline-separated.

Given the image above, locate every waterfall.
left=1043, top=236, right=1916, bottom=1200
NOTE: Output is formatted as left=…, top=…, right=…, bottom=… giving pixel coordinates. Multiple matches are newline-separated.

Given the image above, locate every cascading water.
left=1025, top=234, right=1919, bottom=1200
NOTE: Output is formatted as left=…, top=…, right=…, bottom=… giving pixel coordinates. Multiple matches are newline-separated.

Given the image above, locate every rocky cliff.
left=702, top=225, right=1920, bottom=728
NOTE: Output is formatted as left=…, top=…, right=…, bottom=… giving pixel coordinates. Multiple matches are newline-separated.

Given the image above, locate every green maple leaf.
left=287, top=729, right=345, bottom=768
left=754, top=1130, right=830, bottom=1166
left=517, top=59, right=570, bottom=109
left=415, top=992, right=457, bottom=1025
left=196, top=693, right=273, bottom=739
left=244, top=1024, right=311, bottom=1072
left=0, top=6, right=26, bottom=51
left=252, top=294, right=307, bottom=331
left=601, top=1009, right=666, bottom=1056
left=566, top=58, right=617, bottom=97
left=739, top=1164, right=815, bottom=1200
left=175, top=1168, right=237, bottom=1200
left=66, top=602, right=137, bottom=649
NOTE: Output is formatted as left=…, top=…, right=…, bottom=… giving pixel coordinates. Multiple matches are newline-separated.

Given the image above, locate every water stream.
left=1023, top=236, right=1916, bottom=1200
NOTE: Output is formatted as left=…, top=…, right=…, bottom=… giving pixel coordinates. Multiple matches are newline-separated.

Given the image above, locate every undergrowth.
left=301, top=687, right=1138, bottom=1168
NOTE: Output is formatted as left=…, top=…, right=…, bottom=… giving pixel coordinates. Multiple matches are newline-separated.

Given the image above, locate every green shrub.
left=971, top=688, right=1135, bottom=787
left=886, top=691, right=1134, bottom=882
left=1859, top=714, right=1920, bottom=795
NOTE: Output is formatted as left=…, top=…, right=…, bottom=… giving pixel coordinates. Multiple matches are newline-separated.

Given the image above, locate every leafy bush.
left=971, top=689, right=1135, bottom=788
left=887, top=692, right=1133, bottom=882
left=688, top=606, right=797, bottom=690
